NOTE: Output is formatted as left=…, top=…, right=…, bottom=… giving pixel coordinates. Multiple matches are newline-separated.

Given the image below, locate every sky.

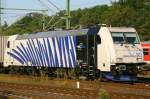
left=1, top=0, right=112, bottom=25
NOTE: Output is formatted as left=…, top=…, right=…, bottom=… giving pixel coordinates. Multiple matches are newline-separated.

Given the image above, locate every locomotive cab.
left=98, top=26, right=145, bottom=81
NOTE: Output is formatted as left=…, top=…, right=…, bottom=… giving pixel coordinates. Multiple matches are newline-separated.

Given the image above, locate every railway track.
left=101, top=82, right=150, bottom=99
left=0, top=82, right=99, bottom=99
left=0, top=79, right=150, bottom=99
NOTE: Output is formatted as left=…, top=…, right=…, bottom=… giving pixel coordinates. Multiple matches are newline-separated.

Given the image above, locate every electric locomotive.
left=3, top=26, right=145, bottom=81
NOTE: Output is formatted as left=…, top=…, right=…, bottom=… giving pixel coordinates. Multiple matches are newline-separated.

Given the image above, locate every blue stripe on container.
left=73, top=36, right=76, bottom=62
left=57, top=37, right=63, bottom=67
left=27, top=42, right=37, bottom=66
left=39, top=41, right=46, bottom=66
left=36, top=39, right=44, bottom=66
left=26, top=47, right=35, bottom=66
left=31, top=39, right=41, bottom=66
left=18, top=44, right=30, bottom=62
left=69, top=36, right=75, bottom=68
left=7, top=52, right=24, bottom=64
left=47, top=38, right=54, bottom=67
left=49, top=38, right=55, bottom=67
left=12, top=49, right=27, bottom=65
left=65, top=36, right=72, bottom=68
left=39, top=42, right=45, bottom=66
left=73, top=36, right=76, bottom=67
left=35, top=47, right=42, bottom=66
left=16, top=46, right=29, bottom=62
left=27, top=40, right=39, bottom=66
left=43, top=38, right=50, bottom=67
left=40, top=43, right=47, bottom=66
left=62, top=37, right=67, bottom=67
left=47, top=38, right=52, bottom=67
left=52, top=37, right=59, bottom=67
left=73, top=36, right=76, bottom=48
left=69, top=36, right=76, bottom=67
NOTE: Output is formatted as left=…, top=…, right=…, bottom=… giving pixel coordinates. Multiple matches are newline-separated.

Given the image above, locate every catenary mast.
left=66, top=0, right=70, bottom=29
left=0, top=0, right=1, bottom=32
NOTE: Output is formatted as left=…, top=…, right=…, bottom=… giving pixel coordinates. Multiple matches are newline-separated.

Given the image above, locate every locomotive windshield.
left=112, top=33, right=124, bottom=44
left=112, top=32, right=140, bottom=44
left=124, top=33, right=139, bottom=44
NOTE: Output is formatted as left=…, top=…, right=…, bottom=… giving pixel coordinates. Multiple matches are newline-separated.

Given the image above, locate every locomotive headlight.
left=137, top=66, right=142, bottom=71
left=116, top=66, right=119, bottom=70
left=137, top=66, right=140, bottom=70
left=116, top=58, right=123, bottom=63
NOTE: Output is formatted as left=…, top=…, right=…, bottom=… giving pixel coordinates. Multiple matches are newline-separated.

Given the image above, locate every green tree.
left=1, top=0, right=150, bottom=41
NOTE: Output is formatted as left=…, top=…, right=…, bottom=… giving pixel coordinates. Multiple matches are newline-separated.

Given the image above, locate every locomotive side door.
left=87, top=34, right=97, bottom=79
left=76, top=34, right=97, bottom=79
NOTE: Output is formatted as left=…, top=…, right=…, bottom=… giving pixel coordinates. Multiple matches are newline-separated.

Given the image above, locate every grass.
left=0, top=74, right=72, bottom=87
left=0, top=74, right=110, bottom=98
left=0, top=74, right=101, bottom=89
left=100, top=91, right=110, bottom=99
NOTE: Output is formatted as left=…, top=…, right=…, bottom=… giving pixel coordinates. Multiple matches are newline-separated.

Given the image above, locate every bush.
left=100, top=92, right=110, bottom=99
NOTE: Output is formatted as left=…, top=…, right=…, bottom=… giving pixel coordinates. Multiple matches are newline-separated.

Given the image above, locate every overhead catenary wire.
left=2, top=15, right=26, bottom=18
left=1, top=12, right=26, bottom=15
left=0, top=12, right=45, bottom=15
left=1, top=0, right=62, bottom=31
left=45, top=15, right=56, bottom=30
left=2, top=0, right=67, bottom=30
left=0, top=7, right=48, bottom=12
left=36, top=0, right=61, bottom=31
left=44, top=0, right=65, bottom=30
left=0, top=3, right=48, bottom=29
left=46, top=0, right=61, bottom=11
left=47, top=18, right=62, bottom=30
left=45, top=0, right=71, bottom=30
left=37, top=0, right=55, bottom=13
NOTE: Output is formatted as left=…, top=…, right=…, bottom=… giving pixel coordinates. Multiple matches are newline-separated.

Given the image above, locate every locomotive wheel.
left=111, top=69, right=121, bottom=79
left=131, top=66, right=138, bottom=76
left=111, top=66, right=117, bottom=76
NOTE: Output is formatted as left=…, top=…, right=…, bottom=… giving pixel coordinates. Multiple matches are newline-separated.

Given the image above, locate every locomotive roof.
left=16, top=27, right=99, bottom=40
left=108, top=27, right=136, bottom=33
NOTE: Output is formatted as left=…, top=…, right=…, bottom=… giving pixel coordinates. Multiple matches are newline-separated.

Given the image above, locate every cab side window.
left=7, top=41, right=10, bottom=48
left=97, top=35, right=101, bottom=44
